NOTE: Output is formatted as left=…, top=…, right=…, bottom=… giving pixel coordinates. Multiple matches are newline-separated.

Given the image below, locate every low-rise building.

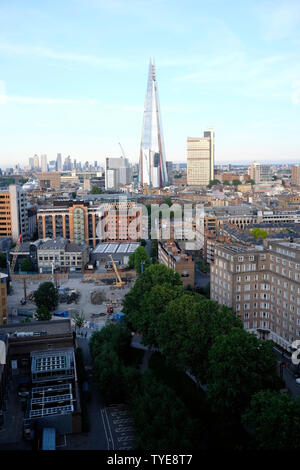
left=158, top=240, right=195, bottom=287
left=37, top=238, right=89, bottom=273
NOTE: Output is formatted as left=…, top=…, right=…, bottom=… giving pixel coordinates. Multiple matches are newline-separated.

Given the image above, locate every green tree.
left=123, top=264, right=182, bottom=331
left=131, top=283, right=184, bottom=348
left=128, top=252, right=135, bottom=269
left=157, top=295, right=242, bottom=383
left=93, top=343, right=125, bottom=403
left=242, top=390, right=300, bottom=450
left=20, top=258, right=34, bottom=272
left=0, top=252, right=7, bottom=269
left=74, top=311, right=85, bottom=332
left=232, top=179, right=242, bottom=186
left=130, top=370, right=196, bottom=450
left=133, top=246, right=150, bottom=274
left=35, top=305, right=52, bottom=321
left=250, top=227, right=268, bottom=240
left=89, top=324, right=132, bottom=361
left=208, top=179, right=221, bottom=188
left=248, top=179, right=255, bottom=185
left=139, top=239, right=147, bottom=247
left=207, top=328, right=280, bottom=419
left=91, top=185, right=103, bottom=194
left=164, top=197, right=172, bottom=207
left=34, top=281, right=58, bottom=311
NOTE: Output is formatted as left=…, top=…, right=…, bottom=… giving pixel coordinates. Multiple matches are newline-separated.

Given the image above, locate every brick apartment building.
left=158, top=240, right=195, bottom=288
left=210, top=239, right=300, bottom=351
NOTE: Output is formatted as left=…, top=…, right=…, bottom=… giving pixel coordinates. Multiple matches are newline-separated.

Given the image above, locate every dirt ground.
left=7, top=276, right=134, bottom=325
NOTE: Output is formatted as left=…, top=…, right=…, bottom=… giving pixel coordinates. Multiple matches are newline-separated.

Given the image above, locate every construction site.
left=6, top=250, right=136, bottom=328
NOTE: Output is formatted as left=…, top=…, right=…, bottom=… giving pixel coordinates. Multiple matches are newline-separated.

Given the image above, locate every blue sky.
left=0, top=0, right=300, bottom=167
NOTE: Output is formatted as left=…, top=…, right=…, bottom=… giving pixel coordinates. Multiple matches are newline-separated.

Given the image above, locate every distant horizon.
left=0, top=1, right=300, bottom=167
left=1, top=158, right=299, bottom=171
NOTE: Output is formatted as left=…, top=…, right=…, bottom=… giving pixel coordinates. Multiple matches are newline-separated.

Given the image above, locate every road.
left=273, top=347, right=300, bottom=398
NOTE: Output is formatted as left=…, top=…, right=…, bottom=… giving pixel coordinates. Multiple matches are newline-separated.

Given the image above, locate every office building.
left=0, top=185, right=29, bottom=242
left=37, top=199, right=143, bottom=247
left=33, top=154, right=39, bottom=170
left=187, top=130, right=214, bottom=186
left=56, top=153, right=62, bottom=171
left=41, top=154, right=48, bottom=173
left=139, top=59, right=168, bottom=188
left=105, top=157, right=132, bottom=191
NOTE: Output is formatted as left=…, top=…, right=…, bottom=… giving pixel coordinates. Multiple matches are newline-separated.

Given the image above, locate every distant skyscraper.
left=187, top=130, right=215, bottom=186
left=28, top=157, right=34, bottom=169
left=139, top=59, right=168, bottom=188
left=56, top=153, right=62, bottom=171
left=33, top=154, right=39, bottom=170
left=41, top=154, right=48, bottom=172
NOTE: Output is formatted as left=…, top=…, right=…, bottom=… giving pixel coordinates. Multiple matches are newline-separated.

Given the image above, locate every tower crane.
left=118, top=142, right=126, bottom=159
left=108, top=254, right=125, bottom=288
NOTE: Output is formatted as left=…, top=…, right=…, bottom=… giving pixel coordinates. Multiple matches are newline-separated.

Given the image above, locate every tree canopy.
left=34, top=282, right=58, bottom=311
left=132, top=246, right=151, bottom=274
left=90, top=186, right=103, bottom=194
left=242, top=390, right=300, bottom=450
left=20, top=258, right=34, bottom=272
left=207, top=328, right=280, bottom=418
left=35, top=305, right=52, bottom=321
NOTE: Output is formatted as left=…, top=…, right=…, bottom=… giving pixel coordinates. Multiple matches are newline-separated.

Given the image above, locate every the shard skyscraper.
left=139, top=59, right=168, bottom=188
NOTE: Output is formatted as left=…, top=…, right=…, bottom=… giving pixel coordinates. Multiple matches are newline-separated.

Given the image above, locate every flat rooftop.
left=92, top=242, right=139, bottom=255
left=0, top=319, right=72, bottom=336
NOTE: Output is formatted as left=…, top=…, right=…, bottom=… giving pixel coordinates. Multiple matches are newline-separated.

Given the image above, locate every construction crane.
left=108, top=254, right=125, bottom=288
left=118, top=142, right=126, bottom=159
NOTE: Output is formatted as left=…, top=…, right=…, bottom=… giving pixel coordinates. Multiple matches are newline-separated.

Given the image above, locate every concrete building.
left=41, top=154, right=48, bottom=173
left=33, top=155, right=39, bottom=170
left=0, top=185, right=29, bottom=242
left=158, top=240, right=195, bottom=288
left=187, top=130, right=214, bottom=186
left=105, top=157, right=132, bottom=191
left=56, top=153, right=62, bottom=171
left=249, top=162, right=272, bottom=184
left=210, top=239, right=300, bottom=351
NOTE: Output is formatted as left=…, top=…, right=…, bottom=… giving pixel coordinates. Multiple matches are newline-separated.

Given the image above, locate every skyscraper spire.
left=139, top=59, right=168, bottom=188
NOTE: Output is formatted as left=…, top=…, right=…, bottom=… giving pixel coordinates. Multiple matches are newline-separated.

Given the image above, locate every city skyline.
left=0, top=0, right=300, bottom=167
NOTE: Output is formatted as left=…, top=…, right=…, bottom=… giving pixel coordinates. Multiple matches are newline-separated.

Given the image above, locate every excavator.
left=108, top=254, right=125, bottom=288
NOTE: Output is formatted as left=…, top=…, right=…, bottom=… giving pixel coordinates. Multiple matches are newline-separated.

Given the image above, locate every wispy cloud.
left=255, top=0, right=300, bottom=41
left=0, top=42, right=135, bottom=69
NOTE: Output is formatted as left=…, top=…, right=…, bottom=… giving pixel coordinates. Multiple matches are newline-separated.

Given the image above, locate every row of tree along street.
left=120, top=263, right=300, bottom=450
